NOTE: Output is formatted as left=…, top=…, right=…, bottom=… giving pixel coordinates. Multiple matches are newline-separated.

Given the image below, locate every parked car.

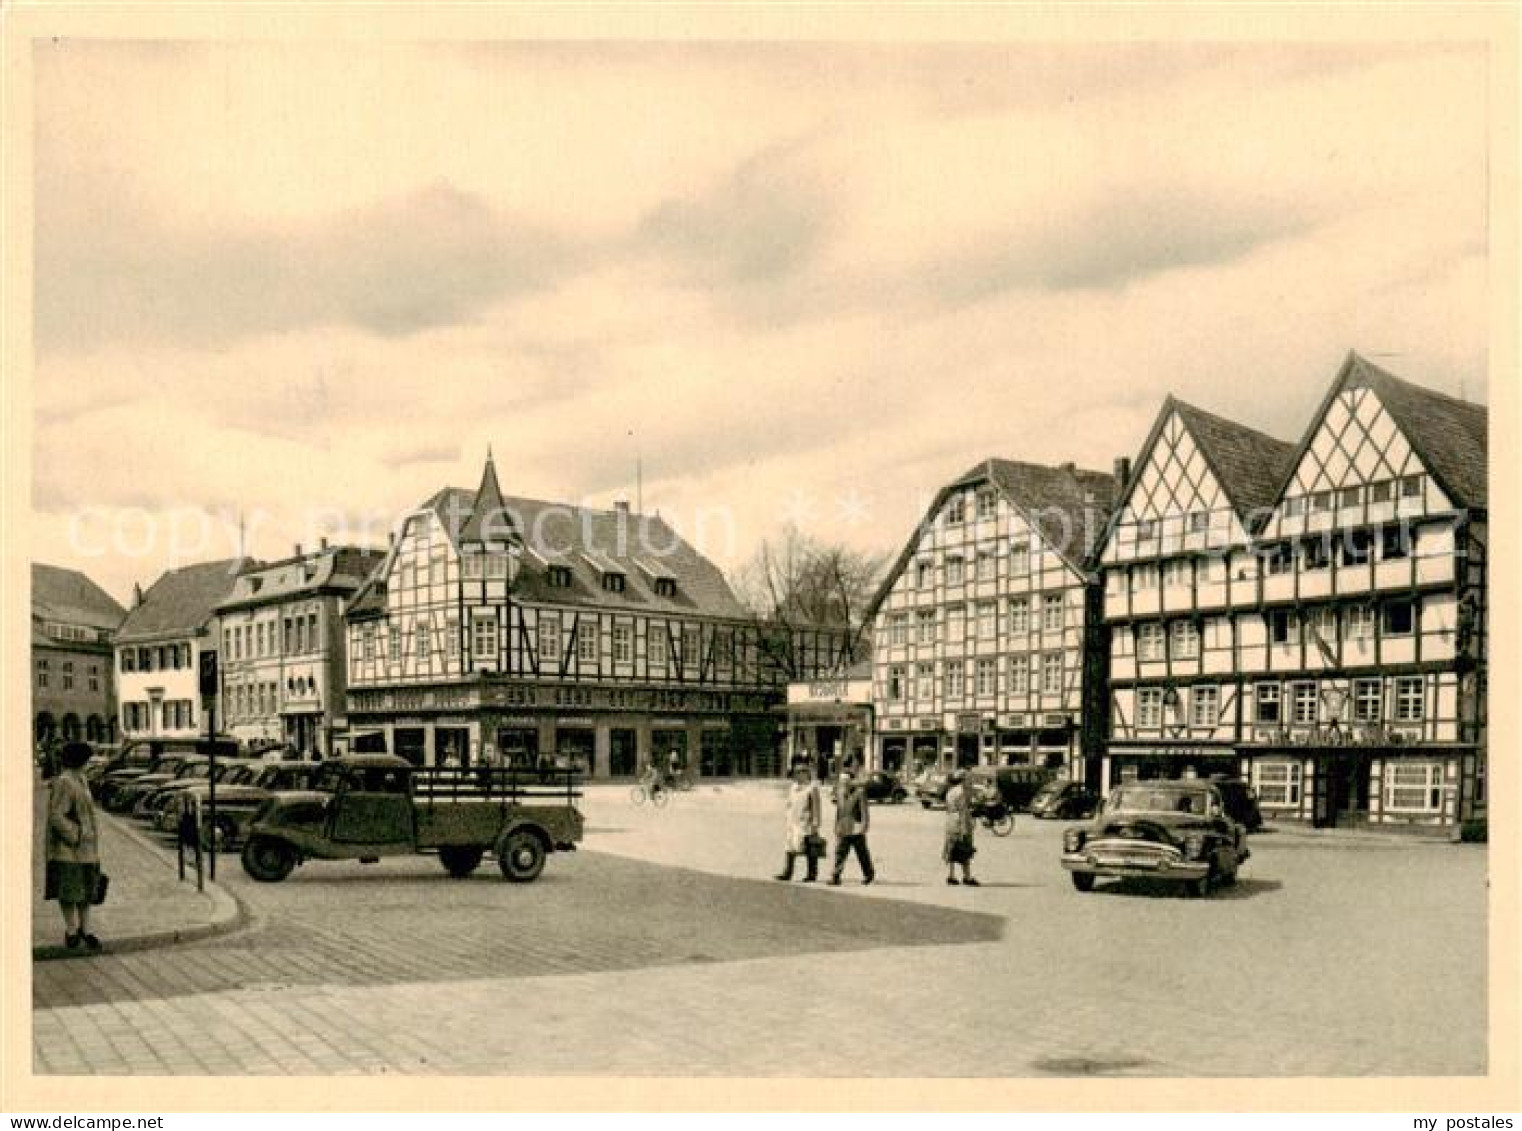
left=1208, top=775, right=1264, bottom=833
left=93, top=737, right=239, bottom=803
left=160, top=761, right=326, bottom=846
left=240, top=755, right=584, bottom=884
left=111, top=755, right=204, bottom=815
left=862, top=770, right=909, bottom=804
left=140, top=761, right=261, bottom=825
left=1029, top=780, right=1101, bottom=820
left=916, top=769, right=952, bottom=808
left=1061, top=779, right=1249, bottom=897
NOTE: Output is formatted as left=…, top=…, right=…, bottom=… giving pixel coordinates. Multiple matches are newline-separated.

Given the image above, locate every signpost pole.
left=199, top=650, right=220, bottom=881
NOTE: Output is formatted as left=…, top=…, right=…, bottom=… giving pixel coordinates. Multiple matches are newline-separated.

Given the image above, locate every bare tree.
left=735, top=526, right=887, bottom=680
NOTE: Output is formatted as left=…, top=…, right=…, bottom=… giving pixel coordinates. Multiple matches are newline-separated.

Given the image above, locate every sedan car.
left=160, top=761, right=326, bottom=848
left=142, top=761, right=261, bottom=827
left=1061, top=780, right=1249, bottom=897
left=915, top=769, right=951, bottom=809
left=1029, top=780, right=1101, bottom=820
left=105, top=755, right=201, bottom=813
left=862, top=771, right=909, bottom=804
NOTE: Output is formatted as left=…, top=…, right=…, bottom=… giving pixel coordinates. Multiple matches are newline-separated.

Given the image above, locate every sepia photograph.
left=2, top=3, right=1517, bottom=1116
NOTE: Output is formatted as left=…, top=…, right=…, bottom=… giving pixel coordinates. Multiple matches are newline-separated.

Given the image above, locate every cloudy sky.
left=31, top=40, right=1488, bottom=604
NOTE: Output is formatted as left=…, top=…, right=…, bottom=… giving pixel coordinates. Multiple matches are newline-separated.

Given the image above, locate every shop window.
left=1253, top=760, right=1302, bottom=806
left=1384, top=762, right=1444, bottom=813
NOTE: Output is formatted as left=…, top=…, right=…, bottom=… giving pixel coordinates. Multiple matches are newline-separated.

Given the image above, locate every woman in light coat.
left=46, top=741, right=103, bottom=950
left=775, top=762, right=823, bottom=882
left=943, top=769, right=979, bottom=886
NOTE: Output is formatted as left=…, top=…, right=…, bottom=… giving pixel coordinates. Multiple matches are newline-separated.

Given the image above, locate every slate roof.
left=31, top=564, right=126, bottom=632
left=1168, top=398, right=1296, bottom=521
left=218, top=546, right=388, bottom=612
left=351, top=484, right=749, bottom=621
left=1329, top=351, right=1488, bottom=508
left=117, top=558, right=257, bottom=643
left=867, top=458, right=1118, bottom=621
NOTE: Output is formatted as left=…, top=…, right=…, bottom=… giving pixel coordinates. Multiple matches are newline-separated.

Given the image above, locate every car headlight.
left=1183, top=833, right=1206, bottom=860
left=1064, top=829, right=1086, bottom=853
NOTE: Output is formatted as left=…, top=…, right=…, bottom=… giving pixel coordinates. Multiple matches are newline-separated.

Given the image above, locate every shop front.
left=1103, top=743, right=1241, bottom=790
left=783, top=666, right=872, bottom=777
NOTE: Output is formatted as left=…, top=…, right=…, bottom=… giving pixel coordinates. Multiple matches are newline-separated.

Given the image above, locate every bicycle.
left=629, top=781, right=671, bottom=808
left=974, top=796, right=1015, bottom=837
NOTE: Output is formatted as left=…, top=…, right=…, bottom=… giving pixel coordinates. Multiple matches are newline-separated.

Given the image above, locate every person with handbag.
left=942, top=769, right=980, bottom=886
left=45, top=740, right=105, bottom=951
left=828, top=768, right=876, bottom=886
left=775, top=761, right=823, bottom=882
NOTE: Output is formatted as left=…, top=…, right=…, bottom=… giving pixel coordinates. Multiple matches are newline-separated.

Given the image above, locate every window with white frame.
left=975, top=658, right=997, bottom=697
left=947, top=556, right=965, bottom=585
left=1041, top=653, right=1063, bottom=695
left=1009, top=655, right=1030, bottom=695
left=947, top=494, right=966, bottom=525
left=1162, top=558, right=1191, bottom=588
left=1042, top=594, right=1064, bottom=632
left=917, top=609, right=937, bottom=644
left=976, top=488, right=996, bottom=521
left=1190, top=685, right=1218, bottom=728
left=1132, top=562, right=1158, bottom=592
left=538, top=616, right=560, bottom=665
left=1384, top=761, right=1444, bottom=813
left=888, top=614, right=908, bottom=646
left=613, top=623, right=632, bottom=664
left=916, top=560, right=932, bottom=589
left=88, top=665, right=99, bottom=693
left=1264, top=543, right=1294, bottom=576
left=977, top=601, right=996, bottom=640
left=1170, top=619, right=1200, bottom=660
left=36, top=659, right=48, bottom=688
left=577, top=620, right=598, bottom=663
left=916, top=662, right=934, bottom=701
left=1253, top=760, right=1302, bottom=806
left=1010, top=541, right=1030, bottom=576
left=471, top=613, right=498, bottom=661
left=1345, top=604, right=1375, bottom=642
left=389, top=625, right=402, bottom=662
left=363, top=626, right=376, bottom=662
left=946, top=605, right=965, bottom=643
left=1394, top=676, right=1424, bottom=721
left=1291, top=681, right=1318, bottom=724
left=975, top=551, right=996, bottom=582
left=416, top=624, right=431, bottom=662
left=944, top=660, right=964, bottom=700
left=1255, top=682, right=1282, bottom=724
left=1137, top=622, right=1165, bottom=661
left=887, top=665, right=906, bottom=701
left=1354, top=679, right=1382, bottom=722
left=1137, top=687, right=1163, bottom=729
left=1008, top=597, right=1029, bottom=636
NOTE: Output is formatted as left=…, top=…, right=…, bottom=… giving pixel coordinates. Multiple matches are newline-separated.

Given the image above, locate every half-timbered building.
left=866, top=459, right=1117, bottom=783
left=1100, top=353, right=1487, bottom=831
left=344, top=455, right=850, bottom=776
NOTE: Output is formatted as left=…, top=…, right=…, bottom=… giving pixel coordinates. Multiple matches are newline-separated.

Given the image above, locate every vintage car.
left=105, top=754, right=203, bottom=813
left=1061, top=780, right=1249, bottom=897
left=862, top=770, right=909, bottom=804
left=915, top=768, right=951, bottom=808
left=1208, top=775, right=1265, bottom=833
left=93, top=737, right=239, bottom=803
left=1029, top=780, right=1101, bottom=820
left=140, top=761, right=261, bottom=826
left=240, top=755, right=583, bottom=884
left=159, top=761, right=326, bottom=846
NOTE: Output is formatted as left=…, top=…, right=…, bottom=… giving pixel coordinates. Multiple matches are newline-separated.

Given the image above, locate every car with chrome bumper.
left=1061, top=780, right=1248, bottom=897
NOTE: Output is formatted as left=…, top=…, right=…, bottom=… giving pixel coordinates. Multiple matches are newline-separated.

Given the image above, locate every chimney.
left=320, top=536, right=329, bottom=552
left=1059, top=461, right=1076, bottom=475
left=132, top=582, right=143, bottom=609
left=614, top=500, right=630, bottom=515
left=293, top=543, right=303, bottom=558
left=1113, top=456, right=1132, bottom=488
left=388, top=531, right=396, bottom=547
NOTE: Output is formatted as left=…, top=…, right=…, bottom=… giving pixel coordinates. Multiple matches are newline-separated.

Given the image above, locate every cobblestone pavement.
left=31, top=784, right=1487, bottom=1076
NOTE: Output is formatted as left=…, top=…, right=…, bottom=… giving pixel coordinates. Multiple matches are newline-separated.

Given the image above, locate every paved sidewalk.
left=31, top=777, right=243, bottom=960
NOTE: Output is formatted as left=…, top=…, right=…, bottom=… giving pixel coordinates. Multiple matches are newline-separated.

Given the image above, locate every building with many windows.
left=216, top=543, right=386, bottom=755
left=31, top=563, right=127, bottom=748
left=1099, top=353, right=1487, bottom=830
left=115, top=559, right=253, bottom=742
left=866, top=458, right=1117, bottom=782
left=344, top=455, right=850, bottom=776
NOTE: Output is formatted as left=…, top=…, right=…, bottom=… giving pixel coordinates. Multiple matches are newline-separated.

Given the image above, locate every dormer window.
left=548, top=565, right=573, bottom=588
left=603, top=572, right=626, bottom=593
left=655, top=577, right=677, bottom=598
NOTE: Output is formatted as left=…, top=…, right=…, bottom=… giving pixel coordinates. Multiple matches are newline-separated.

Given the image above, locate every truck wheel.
left=440, top=846, right=484, bottom=879
left=497, top=829, right=547, bottom=883
left=242, top=836, right=296, bottom=883
left=1071, top=872, right=1095, bottom=892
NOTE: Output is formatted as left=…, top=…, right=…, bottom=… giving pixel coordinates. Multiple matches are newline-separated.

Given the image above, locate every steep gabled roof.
left=117, top=558, right=256, bottom=643
left=217, top=546, right=388, bottom=612
left=1167, top=398, right=1296, bottom=522
left=31, top=564, right=127, bottom=631
left=1279, top=351, right=1488, bottom=509
left=866, top=457, right=1117, bottom=622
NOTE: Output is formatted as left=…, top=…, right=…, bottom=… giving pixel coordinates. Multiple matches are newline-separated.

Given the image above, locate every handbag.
left=804, top=833, right=828, bottom=859
left=44, top=861, right=60, bottom=901
left=91, top=872, right=109, bottom=906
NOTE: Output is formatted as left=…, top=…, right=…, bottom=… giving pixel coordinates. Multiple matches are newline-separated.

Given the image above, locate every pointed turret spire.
left=461, top=449, right=516, bottom=546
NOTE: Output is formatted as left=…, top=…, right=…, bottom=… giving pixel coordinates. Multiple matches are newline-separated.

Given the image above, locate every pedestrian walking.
left=943, top=770, right=980, bottom=886
left=774, top=762, right=823, bottom=882
left=828, top=769, right=875, bottom=886
left=44, top=740, right=104, bottom=951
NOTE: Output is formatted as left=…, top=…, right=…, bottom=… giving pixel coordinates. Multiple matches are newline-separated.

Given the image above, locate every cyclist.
left=641, top=761, right=667, bottom=800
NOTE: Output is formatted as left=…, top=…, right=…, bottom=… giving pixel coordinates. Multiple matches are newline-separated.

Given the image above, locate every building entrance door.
left=436, top=727, right=470, bottom=766
left=1315, top=752, right=1372, bottom=827
left=955, top=734, right=980, bottom=768
left=610, top=728, right=637, bottom=777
